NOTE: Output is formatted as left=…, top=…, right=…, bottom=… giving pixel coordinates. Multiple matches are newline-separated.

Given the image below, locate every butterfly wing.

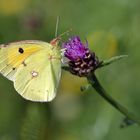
left=0, top=40, right=45, bottom=80
left=0, top=40, right=61, bottom=102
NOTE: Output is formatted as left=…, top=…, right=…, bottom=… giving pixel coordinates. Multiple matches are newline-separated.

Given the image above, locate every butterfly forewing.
left=0, top=41, right=45, bottom=80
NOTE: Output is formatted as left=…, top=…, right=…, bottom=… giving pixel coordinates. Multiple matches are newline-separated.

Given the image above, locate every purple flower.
left=63, top=36, right=88, bottom=60
left=62, top=36, right=99, bottom=77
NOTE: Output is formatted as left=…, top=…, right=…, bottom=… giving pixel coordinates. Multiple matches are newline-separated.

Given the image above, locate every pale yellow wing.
left=0, top=40, right=61, bottom=102
left=0, top=40, right=46, bottom=81
left=14, top=48, right=61, bottom=102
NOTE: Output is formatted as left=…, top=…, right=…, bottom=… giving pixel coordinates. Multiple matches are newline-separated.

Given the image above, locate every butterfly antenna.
left=51, top=29, right=72, bottom=45
left=55, top=16, right=60, bottom=38
left=58, top=28, right=72, bottom=38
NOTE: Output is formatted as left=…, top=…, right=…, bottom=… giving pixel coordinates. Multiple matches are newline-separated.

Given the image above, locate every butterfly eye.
left=18, top=48, right=24, bottom=54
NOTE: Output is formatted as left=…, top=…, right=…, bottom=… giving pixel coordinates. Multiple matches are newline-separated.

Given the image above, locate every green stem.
left=87, top=73, right=140, bottom=125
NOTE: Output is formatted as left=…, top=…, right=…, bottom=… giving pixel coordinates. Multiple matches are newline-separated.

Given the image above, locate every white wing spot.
left=31, top=71, right=38, bottom=77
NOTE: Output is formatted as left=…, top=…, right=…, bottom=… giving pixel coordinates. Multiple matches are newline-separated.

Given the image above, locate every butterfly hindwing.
left=14, top=49, right=61, bottom=102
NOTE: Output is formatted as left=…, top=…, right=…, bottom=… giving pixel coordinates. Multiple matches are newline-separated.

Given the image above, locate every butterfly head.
left=50, top=29, right=72, bottom=47
left=50, top=37, right=60, bottom=46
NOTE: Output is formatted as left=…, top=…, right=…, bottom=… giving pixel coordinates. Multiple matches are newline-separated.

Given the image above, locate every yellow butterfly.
left=0, top=39, right=61, bottom=102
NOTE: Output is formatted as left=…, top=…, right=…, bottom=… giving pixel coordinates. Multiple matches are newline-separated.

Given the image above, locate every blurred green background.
left=0, top=0, right=140, bottom=140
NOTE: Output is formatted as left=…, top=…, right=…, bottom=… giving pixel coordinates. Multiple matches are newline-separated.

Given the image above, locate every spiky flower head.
left=62, top=36, right=99, bottom=77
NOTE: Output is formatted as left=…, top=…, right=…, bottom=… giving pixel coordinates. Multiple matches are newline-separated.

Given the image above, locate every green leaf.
left=97, top=55, right=128, bottom=69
